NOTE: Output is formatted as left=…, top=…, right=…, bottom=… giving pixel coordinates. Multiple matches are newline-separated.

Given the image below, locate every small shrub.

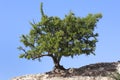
left=110, top=72, right=120, bottom=80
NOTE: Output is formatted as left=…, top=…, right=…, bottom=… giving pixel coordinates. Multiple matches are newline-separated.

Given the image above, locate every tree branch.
left=32, top=52, right=53, bottom=60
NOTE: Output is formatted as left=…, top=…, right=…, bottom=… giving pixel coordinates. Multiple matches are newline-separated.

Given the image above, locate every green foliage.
left=18, top=3, right=102, bottom=68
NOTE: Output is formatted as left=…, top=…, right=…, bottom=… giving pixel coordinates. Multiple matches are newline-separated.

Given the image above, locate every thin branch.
left=18, top=46, right=27, bottom=54
left=32, top=53, right=52, bottom=60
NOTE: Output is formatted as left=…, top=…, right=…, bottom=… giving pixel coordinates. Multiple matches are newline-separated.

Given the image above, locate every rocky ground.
left=46, top=61, right=119, bottom=78
left=12, top=61, right=120, bottom=80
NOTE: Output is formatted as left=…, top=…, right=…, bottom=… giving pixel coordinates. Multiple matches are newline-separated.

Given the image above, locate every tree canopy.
left=18, top=3, right=102, bottom=70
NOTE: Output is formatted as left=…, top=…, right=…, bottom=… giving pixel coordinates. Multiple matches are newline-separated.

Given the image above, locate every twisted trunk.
left=51, top=55, right=65, bottom=70
left=31, top=52, right=65, bottom=70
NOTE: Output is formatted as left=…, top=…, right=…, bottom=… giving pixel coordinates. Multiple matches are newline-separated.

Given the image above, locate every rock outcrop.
left=11, top=61, right=120, bottom=80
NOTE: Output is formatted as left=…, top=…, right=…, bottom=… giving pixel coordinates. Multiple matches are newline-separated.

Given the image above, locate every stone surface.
left=11, top=61, right=120, bottom=80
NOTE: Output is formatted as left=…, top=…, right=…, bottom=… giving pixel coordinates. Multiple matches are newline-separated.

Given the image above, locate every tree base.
left=53, top=65, right=66, bottom=74
left=54, top=65, right=65, bottom=70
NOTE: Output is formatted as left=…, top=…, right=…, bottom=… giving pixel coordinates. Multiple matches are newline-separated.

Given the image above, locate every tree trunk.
left=51, top=55, right=65, bottom=70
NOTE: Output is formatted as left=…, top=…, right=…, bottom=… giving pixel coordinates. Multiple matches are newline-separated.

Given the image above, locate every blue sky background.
left=0, top=0, right=120, bottom=80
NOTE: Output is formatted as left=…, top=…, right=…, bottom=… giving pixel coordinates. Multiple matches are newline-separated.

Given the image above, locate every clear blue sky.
left=0, top=0, right=120, bottom=80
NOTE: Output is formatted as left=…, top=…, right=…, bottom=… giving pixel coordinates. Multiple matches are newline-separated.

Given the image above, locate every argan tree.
left=18, top=3, right=102, bottom=70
